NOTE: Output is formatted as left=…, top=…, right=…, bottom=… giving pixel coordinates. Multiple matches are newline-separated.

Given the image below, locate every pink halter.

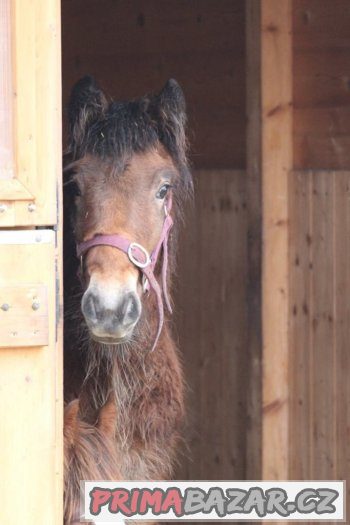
left=76, top=196, right=174, bottom=351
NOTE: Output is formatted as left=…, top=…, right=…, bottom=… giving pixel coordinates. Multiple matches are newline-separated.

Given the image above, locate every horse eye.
left=72, top=182, right=82, bottom=198
left=156, top=184, right=171, bottom=200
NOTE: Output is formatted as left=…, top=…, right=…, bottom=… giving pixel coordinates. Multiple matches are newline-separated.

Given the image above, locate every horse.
left=63, top=76, right=192, bottom=524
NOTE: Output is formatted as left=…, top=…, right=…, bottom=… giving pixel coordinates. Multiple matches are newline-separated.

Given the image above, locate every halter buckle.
left=127, top=242, right=151, bottom=269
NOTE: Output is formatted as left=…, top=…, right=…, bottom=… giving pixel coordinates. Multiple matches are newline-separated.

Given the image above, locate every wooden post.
left=247, top=0, right=307, bottom=485
left=247, top=0, right=293, bottom=481
left=261, top=0, right=293, bottom=480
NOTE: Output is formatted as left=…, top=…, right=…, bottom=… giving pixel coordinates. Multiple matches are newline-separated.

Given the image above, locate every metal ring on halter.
left=127, top=242, right=151, bottom=269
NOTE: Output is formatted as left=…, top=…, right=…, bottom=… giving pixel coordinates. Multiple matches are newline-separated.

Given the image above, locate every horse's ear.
left=155, top=79, right=188, bottom=165
left=68, top=76, right=108, bottom=151
left=157, top=79, right=186, bottom=121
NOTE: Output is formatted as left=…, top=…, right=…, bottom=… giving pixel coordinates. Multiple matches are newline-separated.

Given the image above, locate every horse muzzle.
left=81, top=287, right=141, bottom=344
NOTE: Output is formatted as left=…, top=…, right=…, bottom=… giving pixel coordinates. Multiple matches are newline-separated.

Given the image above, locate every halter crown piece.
left=76, top=195, right=174, bottom=351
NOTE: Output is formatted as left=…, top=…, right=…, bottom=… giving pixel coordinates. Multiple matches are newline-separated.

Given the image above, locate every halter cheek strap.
left=76, top=197, right=173, bottom=352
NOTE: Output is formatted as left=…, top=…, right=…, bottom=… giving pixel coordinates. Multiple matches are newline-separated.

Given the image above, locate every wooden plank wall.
left=293, top=0, right=350, bottom=169
left=290, top=0, right=350, bottom=514
left=175, top=170, right=248, bottom=481
left=289, top=170, right=350, bottom=503
left=61, top=0, right=246, bottom=169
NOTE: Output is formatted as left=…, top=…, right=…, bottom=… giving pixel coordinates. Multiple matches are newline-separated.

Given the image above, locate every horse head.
left=64, top=76, right=192, bottom=346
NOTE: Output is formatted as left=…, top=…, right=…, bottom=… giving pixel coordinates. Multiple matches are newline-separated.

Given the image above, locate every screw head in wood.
left=1, top=303, right=10, bottom=311
left=0, top=204, right=7, bottom=213
left=28, top=202, right=36, bottom=212
left=32, top=301, right=40, bottom=311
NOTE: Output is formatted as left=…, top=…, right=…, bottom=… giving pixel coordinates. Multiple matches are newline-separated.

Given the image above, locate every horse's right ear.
left=68, top=76, right=108, bottom=151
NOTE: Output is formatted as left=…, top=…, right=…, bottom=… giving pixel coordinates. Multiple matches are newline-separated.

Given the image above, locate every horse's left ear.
left=155, top=79, right=188, bottom=166
left=157, top=79, right=186, bottom=121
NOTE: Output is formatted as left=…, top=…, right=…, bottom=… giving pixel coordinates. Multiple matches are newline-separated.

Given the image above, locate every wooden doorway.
left=0, top=0, right=63, bottom=523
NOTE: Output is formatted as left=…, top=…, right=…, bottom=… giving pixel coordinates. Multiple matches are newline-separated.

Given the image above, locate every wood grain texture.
left=290, top=170, right=350, bottom=514
left=0, top=0, right=15, bottom=179
left=0, top=0, right=63, bottom=522
left=289, top=172, right=313, bottom=480
left=0, top=232, right=62, bottom=525
left=61, top=0, right=246, bottom=170
left=0, top=0, right=62, bottom=226
left=333, top=172, right=350, bottom=510
left=261, top=0, right=293, bottom=481
left=0, top=284, right=49, bottom=347
left=311, top=172, right=336, bottom=480
left=174, top=170, right=248, bottom=481
left=293, top=0, right=350, bottom=169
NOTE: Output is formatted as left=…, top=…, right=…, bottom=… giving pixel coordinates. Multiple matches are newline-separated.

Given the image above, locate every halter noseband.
left=76, top=196, right=174, bottom=351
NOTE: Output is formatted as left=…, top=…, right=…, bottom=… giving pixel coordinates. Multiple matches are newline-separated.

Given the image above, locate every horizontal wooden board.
left=62, top=0, right=246, bottom=169
left=0, top=284, right=48, bottom=347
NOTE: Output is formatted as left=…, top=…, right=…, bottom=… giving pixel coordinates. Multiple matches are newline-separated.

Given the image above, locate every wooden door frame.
left=0, top=0, right=63, bottom=523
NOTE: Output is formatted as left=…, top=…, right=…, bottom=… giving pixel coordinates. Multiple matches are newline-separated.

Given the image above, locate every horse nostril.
left=82, top=291, right=98, bottom=322
left=121, top=293, right=140, bottom=326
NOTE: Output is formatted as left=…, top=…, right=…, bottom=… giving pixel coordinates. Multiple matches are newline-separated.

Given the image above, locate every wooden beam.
left=261, top=0, right=293, bottom=480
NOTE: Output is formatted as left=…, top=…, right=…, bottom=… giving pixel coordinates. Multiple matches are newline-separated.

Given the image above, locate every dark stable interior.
left=62, top=0, right=251, bottom=481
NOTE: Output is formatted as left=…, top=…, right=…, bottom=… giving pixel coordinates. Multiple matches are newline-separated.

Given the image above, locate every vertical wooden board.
left=245, top=0, right=262, bottom=481
left=289, top=171, right=313, bottom=480
left=334, top=172, right=350, bottom=509
left=261, top=0, right=293, bottom=480
left=0, top=0, right=14, bottom=179
left=0, top=231, right=62, bottom=525
left=174, top=170, right=248, bottom=481
left=310, top=172, right=336, bottom=480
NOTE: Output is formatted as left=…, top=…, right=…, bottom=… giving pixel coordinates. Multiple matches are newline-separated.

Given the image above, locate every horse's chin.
left=90, top=333, right=131, bottom=346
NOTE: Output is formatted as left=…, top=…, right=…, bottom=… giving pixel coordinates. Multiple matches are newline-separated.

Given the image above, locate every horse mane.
left=67, top=76, right=192, bottom=191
